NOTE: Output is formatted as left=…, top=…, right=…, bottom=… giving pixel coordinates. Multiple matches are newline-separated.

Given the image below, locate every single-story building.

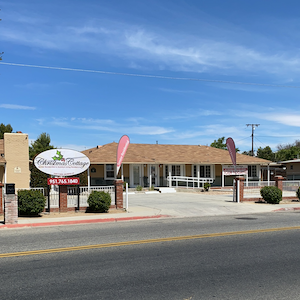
left=279, top=159, right=300, bottom=180
left=0, top=132, right=30, bottom=190
left=82, top=142, right=271, bottom=188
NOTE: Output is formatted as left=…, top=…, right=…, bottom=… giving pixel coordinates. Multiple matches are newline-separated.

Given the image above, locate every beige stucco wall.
left=90, top=164, right=104, bottom=178
left=123, top=164, right=129, bottom=177
left=285, top=162, right=300, bottom=178
left=215, top=164, right=222, bottom=177
left=186, top=164, right=192, bottom=177
left=4, top=133, right=30, bottom=189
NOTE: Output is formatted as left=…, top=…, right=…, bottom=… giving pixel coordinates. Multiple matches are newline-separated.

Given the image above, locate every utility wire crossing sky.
left=1, top=0, right=300, bottom=152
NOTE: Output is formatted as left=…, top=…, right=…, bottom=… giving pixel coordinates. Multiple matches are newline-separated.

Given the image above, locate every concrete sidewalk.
left=1, top=192, right=300, bottom=229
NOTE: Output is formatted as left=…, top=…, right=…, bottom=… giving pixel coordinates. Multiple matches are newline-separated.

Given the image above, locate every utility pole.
left=246, top=124, right=260, bottom=156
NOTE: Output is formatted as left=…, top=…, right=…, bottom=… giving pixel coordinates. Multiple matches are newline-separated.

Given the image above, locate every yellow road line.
left=1, top=226, right=300, bottom=258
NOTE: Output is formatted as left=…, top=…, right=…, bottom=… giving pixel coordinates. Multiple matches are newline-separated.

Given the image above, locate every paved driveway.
left=126, top=191, right=300, bottom=218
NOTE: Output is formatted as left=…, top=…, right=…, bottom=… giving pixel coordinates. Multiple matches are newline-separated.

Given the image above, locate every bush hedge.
left=296, top=187, right=300, bottom=201
left=18, top=189, right=46, bottom=216
left=260, top=186, right=282, bottom=204
left=87, top=191, right=111, bottom=213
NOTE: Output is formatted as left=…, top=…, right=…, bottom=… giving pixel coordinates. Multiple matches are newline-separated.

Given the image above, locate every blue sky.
left=1, top=0, right=300, bottom=152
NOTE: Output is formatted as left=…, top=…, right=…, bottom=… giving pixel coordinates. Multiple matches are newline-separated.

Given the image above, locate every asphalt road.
left=1, top=212, right=300, bottom=299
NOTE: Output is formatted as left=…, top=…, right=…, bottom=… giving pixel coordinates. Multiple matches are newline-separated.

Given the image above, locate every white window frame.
left=105, top=164, right=115, bottom=180
left=193, top=165, right=214, bottom=178
left=248, top=165, right=259, bottom=178
left=164, top=165, right=185, bottom=177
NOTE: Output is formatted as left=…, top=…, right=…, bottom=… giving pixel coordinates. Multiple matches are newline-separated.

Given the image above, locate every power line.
left=1, top=61, right=300, bottom=88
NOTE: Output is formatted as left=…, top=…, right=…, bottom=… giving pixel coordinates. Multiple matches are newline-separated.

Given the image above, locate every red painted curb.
left=273, top=207, right=300, bottom=212
left=0, top=214, right=171, bottom=229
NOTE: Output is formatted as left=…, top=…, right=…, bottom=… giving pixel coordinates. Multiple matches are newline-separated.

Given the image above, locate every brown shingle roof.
left=0, top=139, right=5, bottom=163
left=82, top=142, right=271, bottom=165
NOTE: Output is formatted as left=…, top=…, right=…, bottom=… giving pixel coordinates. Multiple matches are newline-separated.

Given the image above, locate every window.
left=291, top=165, right=294, bottom=170
left=199, top=165, right=211, bottom=178
left=165, top=165, right=182, bottom=177
left=172, top=165, right=181, bottom=176
left=105, top=164, right=115, bottom=179
left=248, top=165, right=257, bottom=178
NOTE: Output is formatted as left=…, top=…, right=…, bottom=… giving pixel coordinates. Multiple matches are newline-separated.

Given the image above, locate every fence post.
left=235, top=177, right=245, bottom=203
left=59, top=185, right=68, bottom=213
left=0, top=183, right=3, bottom=215
left=4, top=192, right=18, bottom=225
left=275, top=176, right=284, bottom=192
left=114, top=179, right=124, bottom=209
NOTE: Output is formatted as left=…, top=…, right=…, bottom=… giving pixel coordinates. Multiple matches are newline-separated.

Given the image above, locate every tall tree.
left=0, top=123, right=13, bottom=139
left=257, top=146, right=275, bottom=161
left=210, top=137, right=240, bottom=152
left=275, top=146, right=300, bottom=162
left=275, top=139, right=300, bottom=161
left=210, top=137, right=227, bottom=150
left=29, top=133, right=55, bottom=188
left=29, top=132, right=54, bottom=160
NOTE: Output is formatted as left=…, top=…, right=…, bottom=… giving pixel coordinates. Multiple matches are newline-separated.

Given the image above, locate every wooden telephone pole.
left=246, top=124, right=260, bottom=156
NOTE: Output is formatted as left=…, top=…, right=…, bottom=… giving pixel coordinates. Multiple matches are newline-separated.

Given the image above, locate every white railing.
left=67, top=186, right=115, bottom=207
left=45, top=190, right=59, bottom=208
left=245, top=181, right=275, bottom=188
left=282, top=181, right=300, bottom=191
left=167, top=176, right=214, bottom=188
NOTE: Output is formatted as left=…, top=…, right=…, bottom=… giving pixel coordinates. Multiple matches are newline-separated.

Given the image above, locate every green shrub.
left=87, top=191, right=111, bottom=213
left=204, top=182, right=211, bottom=191
left=136, top=185, right=143, bottom=191
left=260, top=186, right=282, bottom=204
left=18, top=189, right=46, bottom=216
left=296, top=187, right=300, bottom=201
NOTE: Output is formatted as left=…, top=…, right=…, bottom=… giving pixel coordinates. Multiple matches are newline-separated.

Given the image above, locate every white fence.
left=167, top=176, right=214, bottom=188
left=244, top=181, right=275, bottom=198
left=40, top=186, right=115, bottom=209
left=244, top=180, right=300, bottom=199
left=67, top=186, right=115, bottom=208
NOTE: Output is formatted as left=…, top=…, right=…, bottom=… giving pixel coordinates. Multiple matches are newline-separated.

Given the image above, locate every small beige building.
left=0, top=132, right=30, bottom=190
left=279, top=159, right=300, bottom=180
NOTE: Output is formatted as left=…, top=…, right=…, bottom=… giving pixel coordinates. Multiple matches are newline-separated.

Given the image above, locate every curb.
left=273, top=207, right=300, bottom=212
left=0, top=214, right=171, bottom=229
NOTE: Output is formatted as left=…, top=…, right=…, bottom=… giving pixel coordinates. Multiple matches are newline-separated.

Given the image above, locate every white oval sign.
left=34, top=149, right=90, bottom=176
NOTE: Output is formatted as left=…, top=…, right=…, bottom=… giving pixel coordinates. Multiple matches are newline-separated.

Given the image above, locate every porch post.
left=222, top=165, right=224, bottom=187
left=87, top=167, right=90, bottom=193
left=267, top=164, right=270, bottom=186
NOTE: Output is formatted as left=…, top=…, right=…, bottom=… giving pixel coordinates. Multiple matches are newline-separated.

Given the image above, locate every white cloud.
left=0, top=104, right=36, bottom=110
left=50, top=117, right=173, bottom=135
left=3, top=13, right=300, bottom=78
left=261, top=113, right=300, bottom=127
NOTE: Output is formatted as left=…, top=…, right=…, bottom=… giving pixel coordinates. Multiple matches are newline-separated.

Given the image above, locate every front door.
left=149, top=165, right=158, bottom=187
left=131, top=165, right=142, bottom=187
